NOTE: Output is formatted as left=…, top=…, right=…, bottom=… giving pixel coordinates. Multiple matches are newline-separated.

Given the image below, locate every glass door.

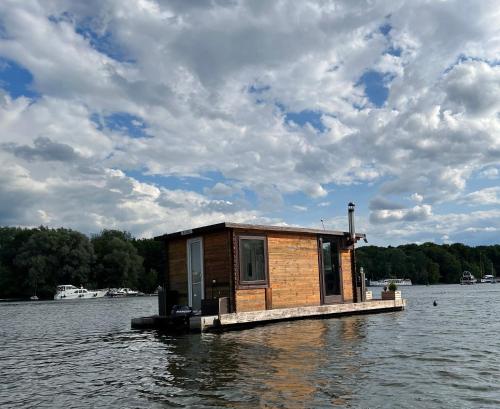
left=187, top=238, right=204, bottom=310
left=320, top=237, right=342, bottom=303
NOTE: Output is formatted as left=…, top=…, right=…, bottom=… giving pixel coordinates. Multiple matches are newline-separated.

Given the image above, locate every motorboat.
left=54, top=285, right=107, bottom=300
left=368, top=278, right=412, bottom=287
left=460, top=271, right=476, bottom=285
left=480, top=274, right=496, bottom=283
left=106, top=288, right=125, bottom=297
left=105, top=288, right=142, bottom=297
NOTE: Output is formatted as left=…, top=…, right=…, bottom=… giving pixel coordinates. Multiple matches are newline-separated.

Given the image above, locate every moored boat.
left=369, top=278, right=412, bottom=287
left=105, top=288, right=142, bottom=297
left=460, top=271, right=476, bottom=285
left=480, top=274, right=496, bottom=283
left=54, top=285, right=107, bottom=300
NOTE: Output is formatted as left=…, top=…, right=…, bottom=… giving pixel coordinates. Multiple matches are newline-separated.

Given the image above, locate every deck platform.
left=197, top=299, right=406, bottom=332
left=131, top=299, right=406, bottom=332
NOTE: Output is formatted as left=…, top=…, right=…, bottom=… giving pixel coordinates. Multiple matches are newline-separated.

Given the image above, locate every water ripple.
left=2, top=286, right=500, bottom=408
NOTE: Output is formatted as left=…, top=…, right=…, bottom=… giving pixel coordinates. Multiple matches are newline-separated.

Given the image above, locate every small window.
left=239, top=236, right=267, bottom=284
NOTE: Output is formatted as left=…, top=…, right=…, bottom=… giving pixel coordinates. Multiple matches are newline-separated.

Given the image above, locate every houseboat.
left=132, top=204, right=406, bottom=332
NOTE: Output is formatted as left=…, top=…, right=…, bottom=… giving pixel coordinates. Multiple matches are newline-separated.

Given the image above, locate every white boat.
left=480, top=274, right=496, bottom=283
left=122, top=288, right=140, bottom=296
left=105, top=288, right=141, bottom=297
left=369, top=278, right=412, bottom=287
left=460, top=271, right=476, bottom=285
left=54, top=285, right=107, bottom=300
left=106, top=288, right=125, bottom=297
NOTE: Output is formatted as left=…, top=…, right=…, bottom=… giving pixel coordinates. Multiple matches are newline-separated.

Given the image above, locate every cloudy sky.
left=0, top=0, right=499, bottom=245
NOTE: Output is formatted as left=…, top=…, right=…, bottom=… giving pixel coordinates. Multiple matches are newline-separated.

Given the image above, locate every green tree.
left=132, top=237, right=164, bottom=292
left=92, top=230, right=144, bottom=289
left=14, top=227, right=94, bottom=298
left=422, top=244, right=461, bottom=283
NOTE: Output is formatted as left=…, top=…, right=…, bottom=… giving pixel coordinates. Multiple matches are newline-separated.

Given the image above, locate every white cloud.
left=204, top=182, right=241, bottom=198
left=370, top=204, right=433, bottom=224
left=0, top=156, right=263, bottom=237
left=480, top=168, right=499, bottom=179
left=365, top=208, right=500, bottom=246
left=410, top=193, right=423, bottom=203
left=0, top=0, right=499, bottom=243
left=465, top=226, right=497, bottom=233
left=463, top=187, right=500, bottom=206
left=443, top=60, right=500, bottom=117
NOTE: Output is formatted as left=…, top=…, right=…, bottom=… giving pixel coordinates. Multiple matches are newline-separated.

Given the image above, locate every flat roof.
left=155, top=222, right=366, bottom=241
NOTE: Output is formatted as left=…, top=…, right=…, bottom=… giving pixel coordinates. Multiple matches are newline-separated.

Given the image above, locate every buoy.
left=433, top=300, right=437, bottom=306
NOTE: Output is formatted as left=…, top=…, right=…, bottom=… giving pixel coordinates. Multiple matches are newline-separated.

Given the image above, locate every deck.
left=190, top=299, right=406, bottom=332
left=132, top=299, right=406, bottom=332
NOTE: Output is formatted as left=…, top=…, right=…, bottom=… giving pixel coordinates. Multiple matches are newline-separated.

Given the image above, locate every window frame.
left=238, top=235, right=269, bottom=288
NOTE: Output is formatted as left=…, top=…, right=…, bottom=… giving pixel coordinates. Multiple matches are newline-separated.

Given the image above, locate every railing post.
left=360, top=267, right=366, bottom=302
left=158, top=285, right=167, bottom=316
left=218, top=297, right=229, bottom=317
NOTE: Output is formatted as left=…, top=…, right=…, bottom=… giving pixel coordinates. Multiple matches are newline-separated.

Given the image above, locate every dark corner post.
left=348, top=202, right=361, bottom=302
left=157, top=238, right=169, bottom=316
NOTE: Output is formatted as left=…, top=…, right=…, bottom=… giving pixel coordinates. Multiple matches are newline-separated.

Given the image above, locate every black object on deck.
left=170, top=305, right=193, bottom=325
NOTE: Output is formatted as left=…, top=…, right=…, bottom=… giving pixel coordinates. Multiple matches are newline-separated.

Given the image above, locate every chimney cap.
left=348, top=202, right=355, bottom=209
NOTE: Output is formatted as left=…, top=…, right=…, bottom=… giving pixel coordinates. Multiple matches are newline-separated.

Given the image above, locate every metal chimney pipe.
left=348, top=202, right=355, bottom=242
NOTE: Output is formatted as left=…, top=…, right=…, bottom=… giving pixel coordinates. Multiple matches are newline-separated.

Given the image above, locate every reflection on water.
left=151, top=319, right=363, bottom=408
left=3, top=286, right=500, bottom=408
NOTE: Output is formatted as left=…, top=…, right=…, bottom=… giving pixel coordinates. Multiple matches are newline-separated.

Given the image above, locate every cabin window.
left=239, top=236, right=267, bottom=285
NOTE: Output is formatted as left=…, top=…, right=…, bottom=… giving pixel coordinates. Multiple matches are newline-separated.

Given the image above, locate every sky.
left=0, top=0, right=499, bottom=246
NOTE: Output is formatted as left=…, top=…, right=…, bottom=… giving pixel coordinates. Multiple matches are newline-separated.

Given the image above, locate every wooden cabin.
left=156, top=220, right=367, bottom=315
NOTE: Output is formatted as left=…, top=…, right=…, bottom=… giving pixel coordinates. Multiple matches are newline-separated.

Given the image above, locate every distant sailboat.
left=30, top=282, right=39, bottom=300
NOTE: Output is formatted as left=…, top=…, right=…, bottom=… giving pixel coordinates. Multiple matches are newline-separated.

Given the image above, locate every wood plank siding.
left=233, top=230, right=321, bottom=312
left=167, top=231, right=232, bottom=306
left=202, top=231, right=231, bottom=300
left=235, top=288, right=267, bottom=312
left=167, top=238, right=188, bottom=304
left=267, top=233, right=321, bottom=309
left=340, top=249, right=354, bottom=302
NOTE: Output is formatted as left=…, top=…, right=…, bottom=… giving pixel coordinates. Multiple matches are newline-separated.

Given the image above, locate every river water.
left=1, top=285, right=500, bottom=408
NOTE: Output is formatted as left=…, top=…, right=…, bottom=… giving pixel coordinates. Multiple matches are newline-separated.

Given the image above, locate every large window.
left=321, top=237, right=342, bottom=303
left=239, top=236, right=267, bottom=284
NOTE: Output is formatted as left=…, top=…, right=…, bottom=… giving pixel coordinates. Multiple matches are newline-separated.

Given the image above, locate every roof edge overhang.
left=155, top=222, right=366, bottom=242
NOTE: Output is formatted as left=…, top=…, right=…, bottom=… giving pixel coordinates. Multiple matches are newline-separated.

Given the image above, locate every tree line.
left=2, top=225, right=499, bottom=299
left=0, top=226, right=165, bottom=300
left=356, top=242, right=500, bottom=285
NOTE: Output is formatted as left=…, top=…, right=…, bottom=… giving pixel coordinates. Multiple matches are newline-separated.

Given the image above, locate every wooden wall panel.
left=203, top=231, right=231, bottom=300
left=267, top=233, right=321, bottom=309
left=167, top=227, right=356, bottom=312
left=168, top=238, right=188, bottom=304
left=340, top=249, right=354, bottom=302
left=167, top=231, right=232, bottom=308
left=235, top=288, right=266, bottom=312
